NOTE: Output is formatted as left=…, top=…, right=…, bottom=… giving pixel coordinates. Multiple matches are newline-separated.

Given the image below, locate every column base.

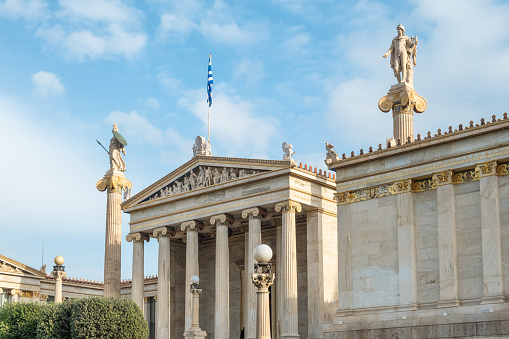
left=281, top=334, right=300, bottom=339
left=437, top=300, right=460, bottom=308
left=481, top=295, right=505, bottom=304
left=184, top=329, right=207, bottom=339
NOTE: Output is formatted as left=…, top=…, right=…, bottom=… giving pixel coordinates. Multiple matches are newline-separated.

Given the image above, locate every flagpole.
left=208, top=53, right=212, bottom=143
left=208, top=104, right=210, bottom=142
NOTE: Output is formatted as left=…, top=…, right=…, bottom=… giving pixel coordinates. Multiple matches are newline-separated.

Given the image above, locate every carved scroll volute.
left=126, top=232, right=151, bottom=243
left=414, top=94, right=428, bottom=113
left=400, top=90, right=409, bottom=107
left=378, top=95, right=393, bottom=112
left=241, top=207, right=268, bottom=219
left=275, top=201, right=302, bottom=213
left=181, top=220, right=205, bottom=232
left=152, top=227, right=176, bottom=238
left=210, top=214, right=235, bottom=225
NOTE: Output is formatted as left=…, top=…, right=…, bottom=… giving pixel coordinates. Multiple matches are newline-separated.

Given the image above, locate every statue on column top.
left=109, top=123, right=127, bottom=172
left=383, top=24, right=418, bottom=85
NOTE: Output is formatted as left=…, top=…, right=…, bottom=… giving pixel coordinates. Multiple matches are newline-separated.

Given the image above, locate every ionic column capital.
left=153, top=227, right=176, bottom=238
left=210, top=213, right=235, bottom=226
left=51, top=271, right=67, bottom=279
left=126, top=232, right=151, bottom=242
left=181, top=220, right=204, bottom=232
left=143, top=297, right=150, bottom=303
left=275, top=200, right=302, bottom=213
left=252, top=272, right=275, bottom=289
left=476, top=161, right=498, bottom=177
left=96, top=172, right=132, bottom=193
left=432, top=170, right=454, bottom=186
left=241, top=207, right=267, bottom=219
left=9, top=289, right=20, bottom=296
left=39, top=294, right=48, bottom=301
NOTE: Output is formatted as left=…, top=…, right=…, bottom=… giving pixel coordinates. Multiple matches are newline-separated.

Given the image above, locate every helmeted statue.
left=383, top=24, right=418, bottom=85
left=109, top=123, right=127, bottom=172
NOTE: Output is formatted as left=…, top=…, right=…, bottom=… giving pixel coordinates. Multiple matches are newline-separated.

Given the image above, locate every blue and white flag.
left=207, top=54, right=213, bottom=107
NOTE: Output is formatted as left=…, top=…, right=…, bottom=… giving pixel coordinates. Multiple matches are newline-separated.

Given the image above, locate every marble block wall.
left=500, top=175, right=509, bottom=296
left=414, top=189, right=440, bottom=305
left=454, top=181, right=483, bottom=302
left=296, top=224, right=309, bottom=338
left=349, top=196, right=399, bottom=309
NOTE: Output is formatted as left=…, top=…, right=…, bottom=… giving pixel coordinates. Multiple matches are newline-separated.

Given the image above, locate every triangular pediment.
left=0, top=254, right=46, bottom=277
left=123, top=155, right=291, bottom=209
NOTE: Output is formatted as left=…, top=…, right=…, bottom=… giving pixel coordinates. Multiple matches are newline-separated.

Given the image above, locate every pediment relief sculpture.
left=0, top=261, right=22, bottom=273
left=146, top=165, right=266, bottom=202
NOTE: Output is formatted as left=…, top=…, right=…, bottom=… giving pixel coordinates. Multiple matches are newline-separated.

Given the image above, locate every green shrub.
left=2, top=298, right=148, bottom=339
left=0, top=302, right=41, bottom=339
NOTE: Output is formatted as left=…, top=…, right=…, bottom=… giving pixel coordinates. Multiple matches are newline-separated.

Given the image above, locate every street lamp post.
left=51, top=255, right=66, bottom=303
left=184, top=275, right=207, bottom=339
left=252, top=244, right=275, bottom=339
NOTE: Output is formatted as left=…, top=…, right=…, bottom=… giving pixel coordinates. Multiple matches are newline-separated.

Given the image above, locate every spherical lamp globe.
left=253, top=244, right=273, bottom=263
left=54, top=255, right=64, bottom=266
left=191, top=275, right=200, bottom=284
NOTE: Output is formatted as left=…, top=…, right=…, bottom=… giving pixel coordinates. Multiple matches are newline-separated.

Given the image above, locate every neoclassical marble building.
left=122, top=156, right=338, bottom=339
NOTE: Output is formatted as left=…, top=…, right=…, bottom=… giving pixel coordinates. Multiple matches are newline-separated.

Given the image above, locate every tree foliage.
left=0, top=297, right=148, bottom=339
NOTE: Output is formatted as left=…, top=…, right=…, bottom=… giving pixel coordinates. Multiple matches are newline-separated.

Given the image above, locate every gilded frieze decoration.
left=335, top=179, right=411, bottom=205
left=412, top=177, right=436, bottom=192
left=497, top=163, right=509, bottom=176
left=452, top=168, right=480, bottom=184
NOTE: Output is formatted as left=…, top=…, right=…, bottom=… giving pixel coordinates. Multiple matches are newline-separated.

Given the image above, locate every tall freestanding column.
left=185, top=276, right=207, bottom=339
left=477, top=161, right=505, bottom=303
left=275, top=201, right=301, bottom=339
left=96, top=123, right=131, bottom=298
left=182, top=220, right=203, bottom=331
left=211, top=214, right=234, bottom=339
left=51, top=255, right=66, bottom=303
left=433, top=170, right=460, bottom=307
left=252, top=244, right=275, bottom=339
left=153, top=227, right=174, bottom=339
left=242, top=207, right=266, bottom=339
left=126, top=233, right=150, bottom=311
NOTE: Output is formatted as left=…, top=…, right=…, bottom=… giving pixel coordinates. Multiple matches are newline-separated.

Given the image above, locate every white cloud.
left=0, top=0, right=48, bottom=20
left=233, top=60, right=266, bottom=87
left=32, top=71, right=65, bottom=98
left=158, top=13, right=198, bottom=40
left=57, top=0, right=143, bottom=25
left=157, top=73, right=184, bottom=93
left=178, top=87, right=279, bottom=157
left=145, top=97, right=160, bottom=109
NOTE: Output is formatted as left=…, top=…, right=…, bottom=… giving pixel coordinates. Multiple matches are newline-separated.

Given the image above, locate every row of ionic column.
left=127, top=200, right=304, bottom=339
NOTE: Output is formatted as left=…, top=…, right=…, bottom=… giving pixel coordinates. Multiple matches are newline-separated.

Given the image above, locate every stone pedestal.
left=52, top=270, right=66, bottom=303
left=211, top=214, right=234, bottom=339
left=378, top=82, right=427, bottom=144
left=96, top=169, right=132, bottom=298
left=242, top=207, right=266, bottom=339
left=184, top=288, right=207, bottom=339
left=275, top=201, right=301, bottom=339
left=252, top=272, right=275, bottom=339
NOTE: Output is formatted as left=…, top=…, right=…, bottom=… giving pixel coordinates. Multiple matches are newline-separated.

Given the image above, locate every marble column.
left=275, top=201, right=301, bottom=339
left=96, top=170, right=132, bottom=298
left=182, top=220, right=203, bottom=331
left=395, top=179, right=418, bottom=309
left=153, top=227, right=174, bottom=339
left=336, top=194, right=352, bottom=315
left=210, top=214, right=234, bottom=339
left=253, top=270, right=275, bottom=339
left=476, top=161, right=504, bottom=303
left=11, top=290, right=19, bottom=303
left=433, top=170, right=459, bottom=307
left=307, top=209, right=325, bottom=339
left=242, top=207, right=266, bottom=339
left=144, top=297, right=151, bottom=323
left=275, top=222, right=282, bottom=339
left=126, top=232, right=150, bottom=311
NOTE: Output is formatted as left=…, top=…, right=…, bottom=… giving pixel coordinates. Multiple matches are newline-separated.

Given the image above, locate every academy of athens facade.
left=122, top=156, right=338, bottom=339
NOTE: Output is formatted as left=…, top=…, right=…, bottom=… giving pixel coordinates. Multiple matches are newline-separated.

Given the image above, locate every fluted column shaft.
left=276, top=224, right=282, bottom=338
left=393, top=111, right=413, bottom=144
left=153, top=228, right=172, bottom=339
left=54, top=272, right=66, bottom=303
left=127, top=233, right=149, bottom=311
left=182, top=221, right=201, bottom=331
left=104, top=188, right=122, bottom=298
left=242, top=208, right=265, bottom=339
left=211, top=214, right=233, bottom=339
left=275, top=201, right=301, bottom=339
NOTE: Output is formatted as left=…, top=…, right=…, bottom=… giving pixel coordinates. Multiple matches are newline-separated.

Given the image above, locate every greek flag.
left=207, top=54, right=213, bottom=107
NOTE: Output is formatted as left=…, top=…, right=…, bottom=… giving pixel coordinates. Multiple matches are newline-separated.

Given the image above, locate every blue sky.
left=1, top=0, right=509, bottom=282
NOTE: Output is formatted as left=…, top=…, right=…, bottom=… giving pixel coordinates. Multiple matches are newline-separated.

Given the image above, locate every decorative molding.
left=39, top=294, right=48, bottom=301
left=126, top=232, right=151, bottom=242
left=152, top=227, right=176, bottom=238
left=275, top=200, right=302, bottom=213
left=210, top=213, right=235, bottom=225
left=181, top=220, right=205, bottom=232
left=432, top=170, right=453, bottom=186
left=476, top=161, right=498, bottom=177
left=51, top=271, right=67, bottom=280
left=412, top=177, right=437, bottom=192
left=497, top=162, right=509, bottom=176
left=241, top=207, right=268, bottom=219
left=452, top=168, right=479, bottom=184
left=252, top=272, right=275, bottom=289
left=96, top=172, right=132, bottom=194
left=335, top=179, right=412, bottom=205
